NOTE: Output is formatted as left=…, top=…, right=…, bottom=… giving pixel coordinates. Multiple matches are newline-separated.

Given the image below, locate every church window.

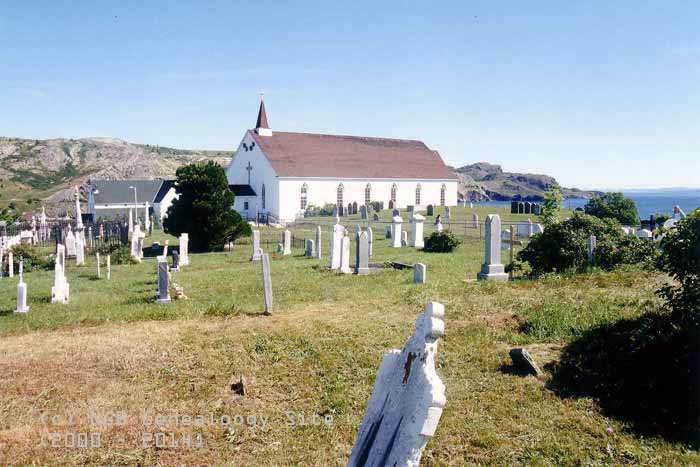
left=390, top=184, right=397, bottom=204
left=440, top=184, right=446, bottom=206
left=365, top=183, right=371, bottom=205
left=244, top=201, right=249, bottom=210
left=415, top=184, right=421, bottom=205
left=337, top=183, right=344, bottom=210
left=300, top=183, right=308, bottom=210
left=261, top=184, right=266, bottom=209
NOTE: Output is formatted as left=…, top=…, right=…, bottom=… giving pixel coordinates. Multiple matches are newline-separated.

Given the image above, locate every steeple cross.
left=246, top=161, right=253, bottom=185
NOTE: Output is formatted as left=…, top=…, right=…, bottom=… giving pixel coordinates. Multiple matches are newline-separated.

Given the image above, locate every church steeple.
left=255, top=95, right=272, bottom=136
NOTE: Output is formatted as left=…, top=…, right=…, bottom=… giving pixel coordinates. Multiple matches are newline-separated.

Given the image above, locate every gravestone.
left=51, top=245, right=70, bottom=303
left=347, top=302, right=446, bottom=466
left=106, top=255, right=111, bottom=280
left=637, top=229, right=653, bottom=239
left=261, top=251, right=273, bottom=314
left=283, top=230, right=292, bottom=255
left=390, top=216, right=403, bottom=248
left=436, top=219, right=443, bottom=232
left=388, top=200, right=394, bottom=210
left=88, top=226, right=93, bottom=249
left=75, top=234, right=85, bottom=265
left=352, top=202, right=358, bottom=214
left=509, top=348, right=543, bottom=377
left=171, top=250, right=180, bottom=272
left=251, top=230, right=262, bottom=261
left=329, top=221, right=344, bottom=270
left=65, top=226, right=76, bottom=257
left=155, top=259, right=170, bottom=303
left=348, top=203, right=353, bottom=216
left=413, top=263, right=426, bottom=284
left=360, top=205, right=368, bottom=219
left=391, top=209, right=399, bottom=217
left=472, top=213, right=479, bottom=229
left=8, top=251, right=13, bottom=277
left=427, top=205, right=434, bottom=216
left=96, top=252, right=101, bottom=278
left=367, top=226, right=374, bottom=257
left=401, top=230, right=408, bottom=247
left=306, top=239, right=315, bottom=257
left=355, top=231, right=370, bottom=275
left=0, top=248, right=4, bottom=279
left=518, top=202, right=524, bottom=214
left=315, top=226, right=322, bottom=259
left=339, top=234, right=352, bottom=274
left=179, top=233, right=189, bottom=266
left=477, top=214, right=509, bottom=281
left=373, top=213, right=380, bottom=221
left=385, top=226, right=391, bottom=239
left=587, top=235, right=596, bottom=264
left=444, top=206, right=450, bottom=219
left=15, top=259, right=29, bottom=313
left=411, top=213, right=425, bottom=248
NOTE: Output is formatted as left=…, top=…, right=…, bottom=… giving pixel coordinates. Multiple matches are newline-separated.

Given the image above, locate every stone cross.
left=390, top=216, right=403, bottom=248
left=261, top=250, right=273, bottom=314
left=96, top=252, right=101, bottom=278
left=414, top=263, right=426, bottom=284
left=251, top=230, right=262, bottom=261
left=587, top=235, right=596, bottom=264
left=315, top=226, right=322, bottom=259
left=156, top=258, right=171, bottom=303
left=339, top=233, right=352, bottom=274
left=355, top=231, right=370, bottom=275
left=179, top=233, right=189, bottom=266
left=367, top=227, right=373, bottom=257
left=283, top=230, right=291, bottom=255
left=411, top=213, right=425, bottom=248
left=472, top=213, right=479, bottom=229
left=51, top=244, right=70, bottom=304
left=306, top=239, right=315, bottom=257
left=347, top=302, right=446, bottom=466
left=477, top=214, right=508, bottom=281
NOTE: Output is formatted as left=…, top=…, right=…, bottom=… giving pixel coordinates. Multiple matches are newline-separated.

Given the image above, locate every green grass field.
left=0, top=206, right=696, bottom=465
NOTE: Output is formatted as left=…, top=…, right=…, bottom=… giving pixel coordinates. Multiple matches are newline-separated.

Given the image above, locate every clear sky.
left=1, top=1, right=698, bottom=189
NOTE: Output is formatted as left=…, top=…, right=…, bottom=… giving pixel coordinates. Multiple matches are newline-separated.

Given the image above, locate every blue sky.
left=1, top=1, right=698, bottom=189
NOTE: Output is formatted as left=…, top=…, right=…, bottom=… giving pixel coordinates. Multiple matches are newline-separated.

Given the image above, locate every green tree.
left=584, top=192, right=639, bottom=225
left=540, top=185, right=564, bottom=226
left=0, top=205, right=21, bottom=224
left=164, top=161, right=251, bottom=252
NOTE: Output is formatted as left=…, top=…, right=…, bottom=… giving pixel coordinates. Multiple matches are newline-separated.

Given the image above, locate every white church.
left=225, top=99, right=458, bottom=223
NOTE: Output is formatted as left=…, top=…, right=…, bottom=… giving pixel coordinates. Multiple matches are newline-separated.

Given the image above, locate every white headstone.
left=367, top=226, right=374, bottom=257
left=65, top=227, right=76, bottom=257
left=106, top=254, right=111, bottom=280
left=413, top=263, right=426, bottom=284
left=75, top=234, right=85, bottom=265
left=179, top=233, right=190, bottom=266
left=96, top=252, right=101, bottom=278
left=8, top=250, right=13, bottom=277
left=251, top=230, right=262, bottom=261
left=261, top=250, right=273, bottom=314
left=283, top=230, right=292, bottom=255
left=355, top=231, right=370, bottom=275
left=477, top=214, right=509, bottom=281
left=15, top=267, right=29, bottom=313
left=390, top=216, right=403, bottom=248
left=472, top=213, right=479, bottom=229
left=315, top=226, right=322, bottom=259
left=347, top=302, right=446, bottom=466
left=411, top=213, right=425, bottom=249
left=51, top=245, right=70, bottom=304
left=339, top=234, right=352, bottom=274
left=329, top=221, right=344, bottom=270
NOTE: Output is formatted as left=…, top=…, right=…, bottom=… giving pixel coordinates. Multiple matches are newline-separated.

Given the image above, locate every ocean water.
left=472, top=190, right=700, bottom=220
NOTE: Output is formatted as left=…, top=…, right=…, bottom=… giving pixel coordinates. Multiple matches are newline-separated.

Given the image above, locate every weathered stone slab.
left=347, top=302, right=446, bottom=466
left=306, top=239, right=315, bottom=257
left=156, top=259, right=171, bottom=303
left=261, top=251, right=273, bottom=314
left=179, top=233, right=190, bottom=266
left=413, top=263, right=426, bottom=284
left=509, top=348, right=543, bottom=377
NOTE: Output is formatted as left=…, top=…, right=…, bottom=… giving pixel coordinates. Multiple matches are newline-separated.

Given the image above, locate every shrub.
left=517, top=212, right=657, bottom=274
left=540, top=185, right=563, bottom=226
left=3, top=244, right=55, bottom=273
left=304, top=203, right=336, bottom=217
left=95, top=243, right=137, bottom=265
left=584, top=192, right=639, bottom=225
left=422, top=230, right=461, bottom=253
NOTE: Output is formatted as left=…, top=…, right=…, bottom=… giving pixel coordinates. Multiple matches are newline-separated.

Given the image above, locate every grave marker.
left=587, top=235, right=596, bottom=264
left=15, top=258, right=29, bottom=313
left=414, top=263, right=426, bottom=284
left=156, top=259, right=170, bottom=303
left=179, top=233, right=189, bottom=266
left=283, top=230, right=291, bottom=255
left=315, top=226, right=322, bottom=259
left=306, top=239, right=315, bottom=257
left=261, top=250, right=273, bottom=314
left=390, top=216, right=403, bottom=248
left=367, top=227, right=374, bottom=257
left=8, top=250, right=13, bottom=277
left=355, top=231, right=370, bottom=275
left=51, top=245, right=70, bottom=303
left=106, top=255, right=111, bottom=280
left=339, top=234, right=352, bottom=274
left=411, top=213, right=425, bottom=248
left=477, top=214, right=509, bottom=281
left=251, top=230, right=262, bottom=261
left=96, top=252, right=101, bottom=278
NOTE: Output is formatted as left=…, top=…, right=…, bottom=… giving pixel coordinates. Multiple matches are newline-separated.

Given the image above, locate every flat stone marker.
left=509, top=348, right=543, bottom=377
left=587, top=235, right=596, bottom=264
left=355, top=231, right=370, bottom=275
left=156, top=259, right=171, bottom=303
left=414, top=263, right=426, bottom=284
left=347, top=302, right=446, bottom=466
left=251, top=230, right=262, bottom=261
left=283, top=229, right=291, bottom=255
left=306, top=239, right=315, bottom=257
left=339, top=234, right=352, bottom=274
left=477, top=214, right=509, bottom=281
left=411, top=213, right=425, bottom=248
left=261, top=250, right=273, bottom=314
left=390, top=216, right=403, bottom=248
left=51, top=245, right=70, bottom=304
left=15, top=259, right=29, bottom=313
left=315, top=226, right=322, bottom=259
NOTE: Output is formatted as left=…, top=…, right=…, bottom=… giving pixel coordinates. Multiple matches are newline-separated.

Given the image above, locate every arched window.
left=440, top=184, right=446, bottom=206
left=261, top=184, right=266, bottom=209
left=390, top=183, right=397, bottom=204
left=365, top=183, right=371, bottom=205
left=415, top=184, right=421, bottom=205
left=337, top=183, right=344, bottom=210
left=300, top=183, right=308, bottom=210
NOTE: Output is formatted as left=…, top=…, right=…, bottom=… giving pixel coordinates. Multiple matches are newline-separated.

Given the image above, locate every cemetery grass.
left=1, top=218, right=698, bottom=464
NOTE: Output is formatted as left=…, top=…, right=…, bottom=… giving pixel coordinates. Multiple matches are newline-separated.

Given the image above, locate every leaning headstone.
left=509, top=348, right=543, bottom=377
left=8, top=250, right=14, bottom=277
left=401, top=230, right=408, bottom=247
left=411, top=213, right=425, bottom=248
left=339, top=234, right=352, bottom=274
left=413, top=263, right=426, bottom=284
left=96, top=252, right=101, bottom=278
left=15, top=259, right=29, bottom=313
left=261, top=251, right=273, bottom=314
left=51, top=245, right=70, bottom=304
left=355, top=231, right=370, bottom=275
left=306, top=239, right=315, bottom=257
left=477, top=214, right=509, bottom=281
left=179, top=233, right=189, bottom=266
left=329, top=221, right=344, bottom=270
left=367, top=226, right=374, bottom=257
left=156, top=258, right=170, bottom=303
left=587, top=235, right=597, bottom=264
left=251, top=230, right=262, bottom=261
left=390, top=216, right=403, bottom=248
left=347, top=301, right=446, bottom=466
left=427, top=205, right=434, bottom=216
left=315, top=226, right=322, bottom=259
left=283, top=230, right=291, bottom=255
left=472, top=213, right=479, bottom=229
left=444, top=206, right=450, bottom=219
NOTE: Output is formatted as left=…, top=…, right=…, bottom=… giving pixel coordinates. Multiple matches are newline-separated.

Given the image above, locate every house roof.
left=229, top=184, right=257, bottom=196
left=248, top=130, right=457, bottom=180
left=91, top=180, right=164, bottom=205
left=154, top=180, right=176, bottom=203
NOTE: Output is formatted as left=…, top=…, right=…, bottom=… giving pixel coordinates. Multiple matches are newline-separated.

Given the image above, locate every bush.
left=422, top=230, right=461, bottom=253
left=304, top=203, right=336, bottom=217
left=3, top=244, right=55, bottom=273
left=517, top=212, right=657, bottom=275
left=584, top=192, right=639, bottom=225
left=95, top=243, right=137, bottom=265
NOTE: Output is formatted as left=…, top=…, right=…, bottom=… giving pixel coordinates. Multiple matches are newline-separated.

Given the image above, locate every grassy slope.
left=0, top=207, right=696, bottom=465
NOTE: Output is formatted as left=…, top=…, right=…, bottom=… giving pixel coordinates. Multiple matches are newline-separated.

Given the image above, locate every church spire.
left=255, top=94, right=272, bottom=136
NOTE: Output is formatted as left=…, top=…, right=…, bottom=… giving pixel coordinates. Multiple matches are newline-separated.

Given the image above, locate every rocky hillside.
left=0, top=137, right=232, bottom=214
left=454, top=162, right=601, bottom=202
